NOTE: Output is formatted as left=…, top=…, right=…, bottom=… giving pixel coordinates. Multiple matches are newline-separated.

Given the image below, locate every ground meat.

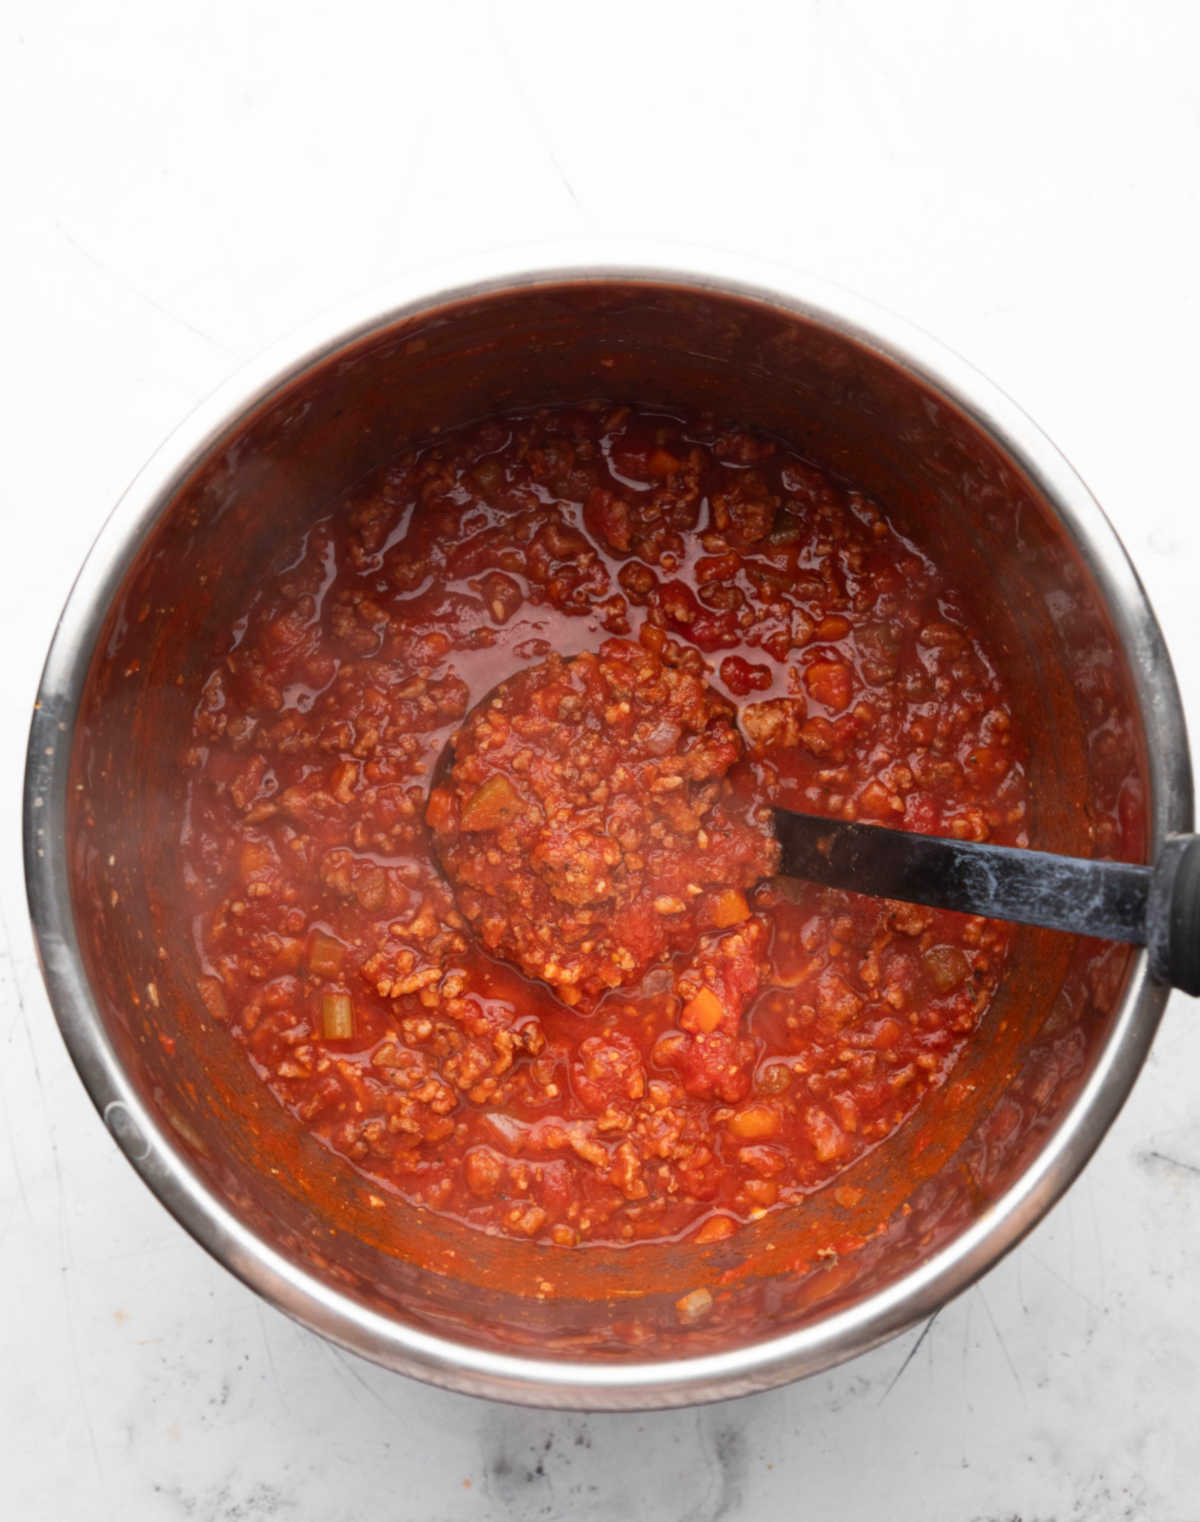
left=427, top=640, right=779, bottom=1004
left=180, top=402, right=1028, bottom=1247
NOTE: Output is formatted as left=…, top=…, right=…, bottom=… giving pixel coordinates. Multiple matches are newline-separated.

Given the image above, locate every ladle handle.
left=774, top=813, right=1200, bottom=996
left=1147, top=835, right=1200, bottom=996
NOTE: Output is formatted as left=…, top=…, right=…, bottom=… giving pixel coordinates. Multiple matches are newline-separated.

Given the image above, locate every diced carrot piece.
left=710, top=888, right=750, bottom=928
left=639, top=623, right=666, bottom=657
left=647, top=448, right=683, bottom=479
left=460, top=774, right=523, bottom=832
left=727, top=1103, right=781, bottom=1140
left=694, top=1215, right=736, bottom=1244
left=805, top=660, right=853, bottom=713
left=681, top=986, right=724, bottom=1034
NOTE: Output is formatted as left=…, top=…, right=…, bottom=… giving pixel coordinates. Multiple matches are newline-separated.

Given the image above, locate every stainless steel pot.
left=24, top=247, right=1192, bottom=1409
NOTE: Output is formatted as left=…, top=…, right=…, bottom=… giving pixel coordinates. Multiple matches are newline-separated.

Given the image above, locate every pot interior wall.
left=68, top=281, right=1146, bottom=1361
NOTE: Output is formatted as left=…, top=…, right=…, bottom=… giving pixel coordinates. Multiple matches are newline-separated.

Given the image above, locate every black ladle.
left=434, top=668, right=1200, bottom=997
left=774, top=811, right=1200, bottom=995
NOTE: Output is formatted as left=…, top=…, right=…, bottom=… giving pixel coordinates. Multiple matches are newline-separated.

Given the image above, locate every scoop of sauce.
left=427, top=641, right=779, bottom=1005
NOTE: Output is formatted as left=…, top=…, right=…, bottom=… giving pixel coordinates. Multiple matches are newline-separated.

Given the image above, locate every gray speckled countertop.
left=4, top=3, right=1200, bottom=1517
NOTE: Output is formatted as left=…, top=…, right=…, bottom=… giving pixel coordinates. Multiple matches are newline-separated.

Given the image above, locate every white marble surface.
left=3, top=2, right=1200, bottom=1517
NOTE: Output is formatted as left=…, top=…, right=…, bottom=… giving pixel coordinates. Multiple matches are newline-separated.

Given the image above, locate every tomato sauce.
left=182, top=404, right=1028, bottom=1247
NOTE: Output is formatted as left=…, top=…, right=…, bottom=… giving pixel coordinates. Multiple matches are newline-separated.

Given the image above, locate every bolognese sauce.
left=182, top=403, right=1027, bottom=1247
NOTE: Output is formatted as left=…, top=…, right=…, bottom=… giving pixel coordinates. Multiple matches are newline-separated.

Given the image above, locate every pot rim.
left=23, top=242, right=1193, bottom=1409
